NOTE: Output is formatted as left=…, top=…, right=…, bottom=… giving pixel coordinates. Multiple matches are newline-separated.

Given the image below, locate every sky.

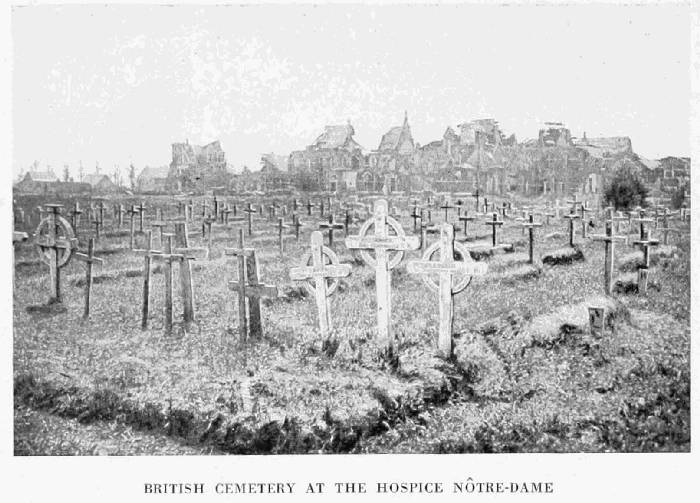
left=11, top=3, right=692, bottom=179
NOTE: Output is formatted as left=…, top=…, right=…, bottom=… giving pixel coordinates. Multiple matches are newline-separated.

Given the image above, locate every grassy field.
left=12, top=193, right=691, bottom=454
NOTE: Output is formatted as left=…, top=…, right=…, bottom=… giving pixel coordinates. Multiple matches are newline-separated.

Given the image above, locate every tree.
left=63, top=165, right=70, bottom=182
left=603, top=168, right=649, bottom=210
left=129, top=163, right=136, bottom=191
left=78, top=161, right=84, bottom=182
left=671, top=182, right=689, bottom=209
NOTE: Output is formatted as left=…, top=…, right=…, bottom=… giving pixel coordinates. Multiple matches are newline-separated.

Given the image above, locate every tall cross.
left=318, top=214, right=344, bottom=247
left=133, top=229, right=162, bottom=329
left=484, top=212, right=504, bottom=247
left=591, top=221, right=628, bottom=295
left=632, top=228, right=660, bottom=295
left=225, top=229, right=278, bottom=340
left=407, top=223, right=487, bottom=357
left=151, top=234, right=182, bottom=333
left=289, top=231, right=351, bottom=337
left=345, top=199, right=420, bottom=348
left=563, top=211, right=581, bottom=247
left=439, top=201, right=454, bottom=221
left=73, top=237, right=104, bottom=318
left=243, top=203, right=257, bottom=236
left=458, top=211, right=475, bottom=238
left=521, top=214, right=543, bottom=264
left=579, top=202, right=594, bottom=239
left=34, top=204, right=78, bottom=303
left=136, top=201, right=147, bottom=232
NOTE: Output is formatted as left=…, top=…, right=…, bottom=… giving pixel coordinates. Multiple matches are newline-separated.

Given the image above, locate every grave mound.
left=613, top=272, right=661, bottom=294
left=618, top=245, right=680, bottom=272
left=541, top=246, right=585, bottom=265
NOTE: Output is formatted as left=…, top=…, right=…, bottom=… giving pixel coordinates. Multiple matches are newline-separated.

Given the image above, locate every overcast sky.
left=11, top=3, right=691, bottom=178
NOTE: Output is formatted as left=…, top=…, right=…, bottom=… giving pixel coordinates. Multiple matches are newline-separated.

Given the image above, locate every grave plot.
left=13, top=193, right=691, bottom=454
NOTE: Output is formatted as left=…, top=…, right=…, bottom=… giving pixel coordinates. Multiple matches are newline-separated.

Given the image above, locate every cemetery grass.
left=13, top=198, right=690, bottom=454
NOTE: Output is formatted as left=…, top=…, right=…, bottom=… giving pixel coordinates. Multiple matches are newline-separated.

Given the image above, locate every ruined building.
left=167, top=140, right=229, bottom=192
left=289, top=121, right=363, bottom=192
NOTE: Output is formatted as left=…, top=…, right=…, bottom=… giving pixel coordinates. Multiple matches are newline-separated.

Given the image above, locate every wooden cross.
left=410, top=204, right=421, bottom=232
left=553, top=199, right=566, bottom=218
left=657, top=208, right=680, bottom=245
left=68, top=206, right=83, bottom=231
left=306, top=199, right=316, bottom=216
left=136, top=201, right=147, bottom=233
left=483, top=197, right=489, bottom=214
left=73, top=237, right=104, bottom=318
left=567, top=194, right=582, bottom=214
left=484, top=212, right=504, bottom=247
left=563, top=211, right=581, bottom=247
left=291, top=215, right=304, bottom=240
left=289, top=231, right=352, bottom=337
left=318, top=214, right=344, bottom=247
left=521, top=214, right=543, bottom=264
left=213, top=196, right=220, bottom=218
left=243, top=203, right=257, bottom=236
left=201, top=214, right=217, bottom=256
left=116, top=204, right=126, bottom=229
left=33, top=204, right=78, bottom=304
left=591, top=221, right=628, bottom=295
left=633, top=210, right=655, bottom=241
left=407, top=223, right=487, bottom=357
left=439, top=201, right=454, bottom=221
left=150, top=234, right=182, bottom=333
left=276, top=218, right=293, bottom=255
left=97, top=201, right=107, bottom=229
left=458, top=211, right=475, bottom=238
left=473, top=189, right=480, bottom=212
left=151, top=209, right=167, bottom=245
left=343, top=208, right=354, bottom=236
left=172, top=221, right=208, bottom=323
left=500, top=201, right=509, bottom=219
left=319, top=199, right=325, bottom=218
left=91, top=218, right=101, bottom=243
left=579, top=202, right=594, bottom=239
left=346, top=199, right=420, bottom=348
left=225, top=229, right=278, bottom=340
left=133, top=230, right=162, bottom=329
left=127, top=205, right=140, bottom=249
left=632, top=229, right=659, bottom=295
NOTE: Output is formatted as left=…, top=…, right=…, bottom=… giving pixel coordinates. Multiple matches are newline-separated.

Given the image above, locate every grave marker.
left=407, top=223, right=487, bottom=357
left=73, top=237, right=104, bottom=319
left=484, top=212, right=504, bottom=247
left=225, top=229, right=278, bottom=340
left=346, top=199, right=419, bottom=349
left=521, top=214, right=543, bottom=264
left=289, top=231, right=352, bottom=337
left=591, top=221, right=628, bottom=295
left=33, top=204, right=78, bottom=303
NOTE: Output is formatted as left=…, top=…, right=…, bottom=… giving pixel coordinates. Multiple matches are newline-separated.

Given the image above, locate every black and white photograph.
left=3, top=0, right=698, bottom=501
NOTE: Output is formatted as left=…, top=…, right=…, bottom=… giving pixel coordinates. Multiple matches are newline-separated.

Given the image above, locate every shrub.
left=603, top=168, right=648, bottom=210
left=670, top=183, right=689, bottom=210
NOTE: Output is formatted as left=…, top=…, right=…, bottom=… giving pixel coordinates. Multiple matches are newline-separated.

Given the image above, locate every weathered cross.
left=225, top=229, right=278, bottom=340
left=172, top=220, right=208, bottom=323
left=127, top=205, right=140, bottom=249
left=243, top=203, right=257, bottom=236
left=439, top=201, right=454, bottom=221
left=318, top=214, right=345, bottom=247
left=306, top=199, right=316, bottom=216
left=276, top=217, right=294, bottom=255
left=407, top=223, right=488, bottom=357
left=521, top=214, right=543, bottom=264
left=591, top=221, right=628, bottom=295
left=458, top=211, right=476, bottom=238
left=150, top=208, right=168, bottom=245
left=579, top=202, right=594, bottom=239
left=346, top=199, right=420, bottom=349
left=136, top=201, right=147, bottom=233
left=33, top=204, right=78, bottom=304
left=484, top=212, right=504, bottom=247
left=133, top=229, right=162, bottom=329
left=632, top=228, right=660, bottom=295
left=563, top=211, right=581, bottom=247
left=656, top=208, right=680, bottom=245
left=289, top=231, right=352, bottom=337
left=73, top=237, right=104, bottom=319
